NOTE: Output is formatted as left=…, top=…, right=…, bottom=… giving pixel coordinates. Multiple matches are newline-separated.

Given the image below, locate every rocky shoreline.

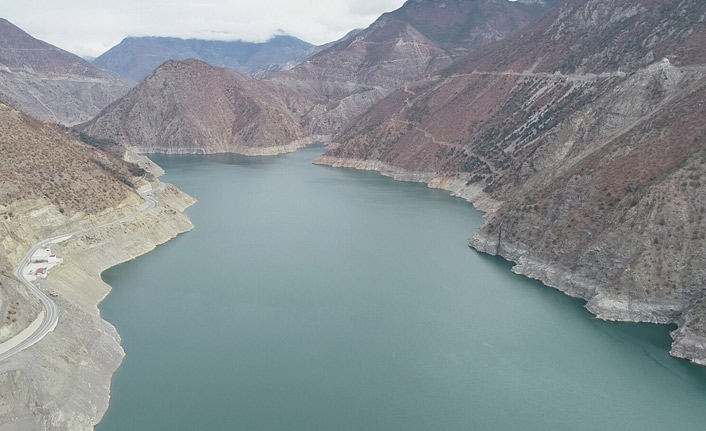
left=0, top=154, right=195, bottom=430
left=131, top=137, right=316, bottom=157
left=314, top=154, right=706, bottom=367
left=313, top=155, right=503, bottom=213
left=470, top=229, right=706, bottom=366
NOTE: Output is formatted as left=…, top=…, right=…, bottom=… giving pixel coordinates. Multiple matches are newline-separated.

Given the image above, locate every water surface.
left=99, top=147, right=706, bottom=431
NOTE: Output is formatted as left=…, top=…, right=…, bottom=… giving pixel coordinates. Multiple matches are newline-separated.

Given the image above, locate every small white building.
left=31, top=248, right=52, bottom=263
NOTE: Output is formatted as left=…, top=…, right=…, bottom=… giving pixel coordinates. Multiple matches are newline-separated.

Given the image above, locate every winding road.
left=0, top=188, right=157, bottom=362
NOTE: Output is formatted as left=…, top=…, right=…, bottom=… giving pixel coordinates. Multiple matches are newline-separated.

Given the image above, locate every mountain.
left=77, top=59, right=310, bottom=155
left=316, top=0, right=706, bottom=364
left=267, top=0, right=559, bottom=137
left=92, top=35, right=314, bottom=82
left=0, top=18, right=133, bottom=125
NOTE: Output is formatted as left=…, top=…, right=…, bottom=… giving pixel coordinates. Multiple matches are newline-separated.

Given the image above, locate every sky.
left=0, top=0, right=407, bottom=57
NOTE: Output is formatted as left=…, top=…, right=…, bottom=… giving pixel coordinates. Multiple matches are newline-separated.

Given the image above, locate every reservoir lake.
left=99, top=147, right=706, bottom=430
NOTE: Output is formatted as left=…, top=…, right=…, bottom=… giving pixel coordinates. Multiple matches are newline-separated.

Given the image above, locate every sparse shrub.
left=129, top=164, right=146, bottom=177
left=77, top=132, right=119, bottom=150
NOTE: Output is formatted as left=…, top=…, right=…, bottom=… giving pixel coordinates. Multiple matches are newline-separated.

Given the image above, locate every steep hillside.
left=0, top=97, right=195, bottom=429
left=78, top=59, right=310, bottom=155
left=387, top=0, right=561, bottom=56
left=268, top=0, right=557, bottom=137
left=317, top=0, right=706, bottom=364
left=0, top=18, right=132, bottom=125
left=0, top=97, right=147, bottom=344
left=93, top=35, right=313, bottom=82
left=0, top=101, right=142, bottom=215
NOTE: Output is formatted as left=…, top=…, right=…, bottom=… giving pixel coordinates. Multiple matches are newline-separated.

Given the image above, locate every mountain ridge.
left=92, top=34, right=314, bottom=82
left=0, top=18, right=133, bottom=125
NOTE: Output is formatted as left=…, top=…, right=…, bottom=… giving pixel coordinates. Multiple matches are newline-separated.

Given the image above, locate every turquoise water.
left=99, top=147, right=706, bottom=431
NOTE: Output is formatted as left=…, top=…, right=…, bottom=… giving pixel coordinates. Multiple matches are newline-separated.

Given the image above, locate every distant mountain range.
left=84, top=0, right=555, bottom=153
left=0, top=18, right=132, bottom=125
left=92, top=35, right=316, bottom=82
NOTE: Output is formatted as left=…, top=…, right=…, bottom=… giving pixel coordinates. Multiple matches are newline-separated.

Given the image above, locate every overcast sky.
left=0, top=0, right=407, bottom=57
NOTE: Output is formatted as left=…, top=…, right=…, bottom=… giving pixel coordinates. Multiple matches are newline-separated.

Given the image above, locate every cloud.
left=0, top=0, right=407, bottom=57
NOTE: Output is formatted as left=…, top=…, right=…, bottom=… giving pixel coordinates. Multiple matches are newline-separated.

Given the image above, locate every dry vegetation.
left=0, top=101, right=145, bottom=216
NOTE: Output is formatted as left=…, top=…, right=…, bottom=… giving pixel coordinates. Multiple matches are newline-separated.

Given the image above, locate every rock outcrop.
left=0, top=18, right=132, bottom=125
left=78, top=59, right=311, bottom=155
left=317, top=0, right=706, bottom=364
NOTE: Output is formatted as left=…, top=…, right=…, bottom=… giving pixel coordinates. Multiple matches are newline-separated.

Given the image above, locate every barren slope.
left=0, top=101, right=142, bottom=215
left=0, top=96, right=196, bottom=430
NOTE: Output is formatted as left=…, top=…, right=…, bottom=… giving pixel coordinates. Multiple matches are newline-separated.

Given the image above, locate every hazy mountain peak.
left=92, top=34, right=314, bottom=82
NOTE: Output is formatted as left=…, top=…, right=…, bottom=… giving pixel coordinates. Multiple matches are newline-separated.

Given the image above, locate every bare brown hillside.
left=77, top=59, right=310, bottom=155
left=0, top=97, right=151, bottom=347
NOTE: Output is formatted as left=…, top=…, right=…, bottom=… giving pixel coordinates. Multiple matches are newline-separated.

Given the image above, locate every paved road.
left=0, top=189, right=157, bottom=362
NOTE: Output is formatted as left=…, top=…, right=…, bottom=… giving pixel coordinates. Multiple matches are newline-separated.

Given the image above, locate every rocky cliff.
left=0, top=18, right=132, bottom=125
left=93, top=35, right=314, bottom=82
left=78, top=59, right=311, bottom=155
left=317, top=0, right=706, bottom=364
left=267, top=0, right=557, bottom=137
